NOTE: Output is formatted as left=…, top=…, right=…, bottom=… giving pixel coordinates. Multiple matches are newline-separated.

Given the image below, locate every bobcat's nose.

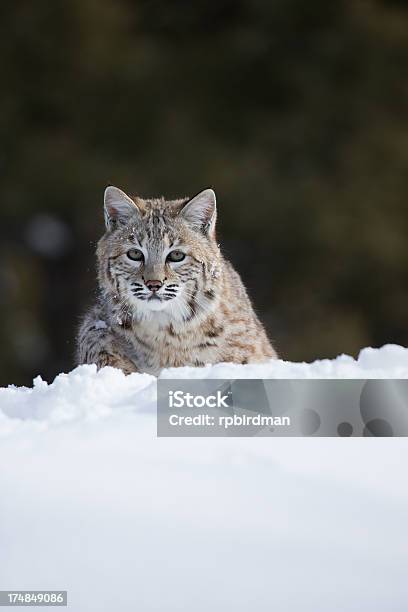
left=145, top=279, right=163, bottom=292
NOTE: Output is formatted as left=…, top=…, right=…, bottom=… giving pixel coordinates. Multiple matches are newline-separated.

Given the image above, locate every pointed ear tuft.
left=180, top=189, right=217, bottom=237
left=104, top=186, right=138, bottom=230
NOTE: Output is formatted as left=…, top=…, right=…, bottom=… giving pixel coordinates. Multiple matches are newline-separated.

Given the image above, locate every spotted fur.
left=77, top=186, right=277, bottom=375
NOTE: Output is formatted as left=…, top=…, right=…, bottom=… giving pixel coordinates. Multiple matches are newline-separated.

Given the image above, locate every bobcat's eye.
left=167, top=250, right=186, bottom=263
left=127, top=248, right=144, bottom=262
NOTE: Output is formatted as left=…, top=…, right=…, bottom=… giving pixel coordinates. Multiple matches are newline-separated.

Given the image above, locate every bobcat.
left=77, top=186, right=277, bottom=375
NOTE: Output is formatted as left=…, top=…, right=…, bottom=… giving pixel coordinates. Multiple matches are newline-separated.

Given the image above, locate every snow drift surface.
left=0, top=345, right=408, bottom=612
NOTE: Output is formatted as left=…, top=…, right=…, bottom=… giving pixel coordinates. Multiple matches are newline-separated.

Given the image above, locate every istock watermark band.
left=157, top=379, right=408, bottom=437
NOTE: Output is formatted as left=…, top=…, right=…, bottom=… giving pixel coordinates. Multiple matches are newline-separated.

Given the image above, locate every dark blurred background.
left=1, top=0, right=407, bottom=386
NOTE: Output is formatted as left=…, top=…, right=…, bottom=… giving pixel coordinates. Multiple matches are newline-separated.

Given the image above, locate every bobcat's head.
left=97, top=186, right=221, bottom=324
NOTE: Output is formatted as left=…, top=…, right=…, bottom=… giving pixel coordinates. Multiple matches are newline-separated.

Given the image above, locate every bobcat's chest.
left=124, top=323, right=221, bottom=374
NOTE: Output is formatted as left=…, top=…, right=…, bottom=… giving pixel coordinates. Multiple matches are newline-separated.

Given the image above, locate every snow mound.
left=1, top=345, right=407, bottom=427
left=1, top=345, right=407, bottom=612
left=161, top=343, right=408, bottom=379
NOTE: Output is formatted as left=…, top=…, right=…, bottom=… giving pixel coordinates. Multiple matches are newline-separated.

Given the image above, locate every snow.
left=1, top=344, right=408, bottom=611
left=161, top=343, right=408, bottom=379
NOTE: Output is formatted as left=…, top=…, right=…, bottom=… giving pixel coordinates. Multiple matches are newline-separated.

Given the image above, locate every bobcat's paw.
left=98, top=352, right=137, bottom=375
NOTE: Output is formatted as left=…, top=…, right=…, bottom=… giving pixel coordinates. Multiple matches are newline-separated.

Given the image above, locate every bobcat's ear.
left=180, top=189, right=217, bottom=237
left=104, top=186, right=139, bottom=230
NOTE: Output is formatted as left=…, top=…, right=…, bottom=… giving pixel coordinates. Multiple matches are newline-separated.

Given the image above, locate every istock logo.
left=169, top=390, right=231, bottom=408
